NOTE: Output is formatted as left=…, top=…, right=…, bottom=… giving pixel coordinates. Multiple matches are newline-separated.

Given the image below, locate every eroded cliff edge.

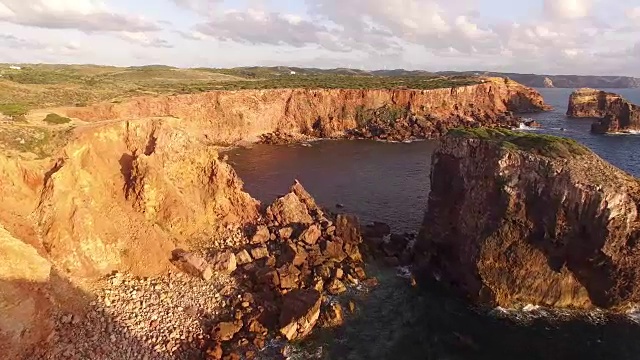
left=567, top=88, right=640, bottom=133
left=418, top=128, right=640, bottom=310
left=66, top=77, right=549, bottom=143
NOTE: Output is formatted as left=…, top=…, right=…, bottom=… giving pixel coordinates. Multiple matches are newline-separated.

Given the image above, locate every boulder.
left=277, top=264, right=301, bottom=290
left=336, top=214, right=362, bottom=244
left=251, top=225, right=270, bottom=244
left=364, top=221, right=391, bottom=238
left=524, top=120, right=541, bottom=128
left=256, top=268, right=280, bottom=289
left=278, top=227, right=294, bottom=240
left=279, top=289, right=322, bottom=341
left=250, top=246, right=269, bottom=260
left=298, top=224, right=321, bottom=245
left=211, top=251, right=237, bottom=274
left=326, top=278, right=347, bottom=295
left=280, top=243, right=307, bottom=267
left=171, top=250, right=212, bottom=281
left=322, top=239, right=347, bottom=262
left=212, top=320, right=243, bottom=341
left=236, top=250, right=253, bottom=265
left=266, top=193, right=313, bottom=226
left=291, top=180, right=324, bottom=218
left=319, top=303, right=344, bottom=328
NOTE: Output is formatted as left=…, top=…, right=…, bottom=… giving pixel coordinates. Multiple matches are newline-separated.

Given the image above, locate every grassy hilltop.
left=0, top=64, right=479, bottom=114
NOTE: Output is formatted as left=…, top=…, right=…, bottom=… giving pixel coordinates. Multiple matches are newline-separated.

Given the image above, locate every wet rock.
left=344, top=242, right=363, bottom=262
left=524, top=120, right=541, bottom=128
left=326, top=278, right=347, bottom=295
left=235, top=250, right=253, bottom=265
left=348, top=301, right=356, bottom=313
left=382, top=234, right=410, bottom=258
left=212, top=321, right=243, bottom=341
left=365, top=221, right=391, bottom=238
left=351, top=266, right=367, bottom=280
left=319, top=303, right=344, bottom=328
left=299, top=224, right=321, bottom=245
left=363, top=278, right=379, bottom=287
left=211, top=251, right=237, bottom=274
left=171, top=249, right=213, bottom=281
left=279, top=289, right=322, bottom=341
left=250, top=246, right=269, bottom=260
left=251, top=226, right=270, bottom=244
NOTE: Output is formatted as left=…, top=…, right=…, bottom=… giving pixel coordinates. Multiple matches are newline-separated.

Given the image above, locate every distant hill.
left=436, top=71, right=640, bottom=89
left=212, top=67, right=640, bottom=88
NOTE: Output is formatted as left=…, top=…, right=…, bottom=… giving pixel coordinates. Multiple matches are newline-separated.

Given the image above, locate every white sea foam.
left=395, top=266, right=413, bottom=279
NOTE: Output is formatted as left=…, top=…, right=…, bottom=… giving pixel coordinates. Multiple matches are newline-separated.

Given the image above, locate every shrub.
left=0, top=104, right=29, bottom=117
left=43, top=113, right=71, bottom=124
left=449, top=127, right=589, bottom=159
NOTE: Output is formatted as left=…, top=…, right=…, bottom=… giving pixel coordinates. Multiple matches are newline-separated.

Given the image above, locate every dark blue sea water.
left=229, top=88, right=640, bottom=360
left=528, top=88, right=640, bottom=177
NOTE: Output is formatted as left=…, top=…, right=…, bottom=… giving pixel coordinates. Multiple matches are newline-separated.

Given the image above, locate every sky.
left=1, top=0, right=640, bottom=76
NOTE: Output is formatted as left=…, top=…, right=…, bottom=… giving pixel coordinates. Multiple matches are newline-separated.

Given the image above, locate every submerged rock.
left=418, top=128, right=640, bottom=310
left=567, top=88, right=640, bottom=133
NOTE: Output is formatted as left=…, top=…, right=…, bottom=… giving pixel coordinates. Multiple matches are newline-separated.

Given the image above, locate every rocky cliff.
left=567, top=88, right=640, bottom=133
left=418, top=128, right=640, bottom=309
left=66, top=77, right=549, bottom=144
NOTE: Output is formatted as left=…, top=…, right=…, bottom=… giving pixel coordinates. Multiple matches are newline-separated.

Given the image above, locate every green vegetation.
left=355, top=104, right=409, bottom=127
left=0, top=64, right=481, bottom=112
left=449, top=127, right=590, bottom=158
left=43, top=113, right=71, bottom=124
left=0, top=103, right=29, bottom=117
left=0, top=126, right=73, bottom=158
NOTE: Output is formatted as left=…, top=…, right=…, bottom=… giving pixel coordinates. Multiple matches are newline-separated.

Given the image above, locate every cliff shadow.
left=523, top=187, right=624, bottom=308
left=296, top=264, right=640, bottom=360
left=1, top=269, right=179, bottom=360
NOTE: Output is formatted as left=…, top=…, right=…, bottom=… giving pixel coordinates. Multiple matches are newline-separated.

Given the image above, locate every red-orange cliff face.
left=0, top=78, right=549, bottom=357
left=66, top=78, right=549, bottom=144
left=418, top=130, right=640, bottom=310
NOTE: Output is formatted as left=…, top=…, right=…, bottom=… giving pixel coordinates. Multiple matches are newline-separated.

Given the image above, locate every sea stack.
left=567, top=88, right=640, bottom=133
left=418, top=128, right=640, bottom=310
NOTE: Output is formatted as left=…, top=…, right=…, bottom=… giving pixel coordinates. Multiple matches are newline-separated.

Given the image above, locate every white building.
left=290, top=71, right=296, bottom=75
left=9, top=66, right=21, bottom=70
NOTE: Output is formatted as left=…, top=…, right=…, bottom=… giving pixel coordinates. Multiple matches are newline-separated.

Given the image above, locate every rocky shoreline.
left=27, top=178, right=417, bottom=360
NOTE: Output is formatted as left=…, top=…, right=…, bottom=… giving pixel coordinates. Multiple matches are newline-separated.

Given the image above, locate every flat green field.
left=0, top=64, right=480, bottom=113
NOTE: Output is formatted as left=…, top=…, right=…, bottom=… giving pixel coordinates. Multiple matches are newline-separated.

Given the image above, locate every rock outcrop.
left=418, top=128, right=640, bottom=309
left=33, top=118, right=259, bottom=278
left=543, top=77, right=555, bottom=88
left=567, top=88, right=640, bottom=133
left=66, top=78, right=549, bottom=144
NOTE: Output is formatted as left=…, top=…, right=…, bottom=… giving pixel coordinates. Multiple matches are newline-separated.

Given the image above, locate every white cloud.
left=627, top=7, right=640, bottom=20
left=0, top=0, right=637, bottom=76
left=0, top=33, right=47, bottom=49
left=543, top=0, right=591, bottom=20
left=117, top=32, right=172, bottom=48
left=0, top=0, right=159, bottom=32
